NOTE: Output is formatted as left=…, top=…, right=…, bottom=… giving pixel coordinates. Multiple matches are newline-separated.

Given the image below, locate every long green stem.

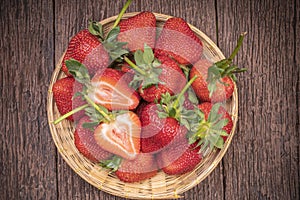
left=173, top=75, right=198, bottom=109
left=112, top=0, right=133, bottom=28
left=228, top=32, right=247, bottom=62
left=124, top=56, right=147, bottom=76
left=53, top=104, right=89, bottom=125
left=84, top=95, right=112, bottom=121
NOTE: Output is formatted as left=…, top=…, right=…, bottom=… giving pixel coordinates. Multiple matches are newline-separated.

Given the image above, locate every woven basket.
left=47, top=12, right=238, bottom=199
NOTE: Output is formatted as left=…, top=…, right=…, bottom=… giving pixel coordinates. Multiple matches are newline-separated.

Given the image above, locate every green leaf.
left=100, top=155, right=122, bottom=172
left=65, top=59, right=90, bottom=84
left=82, top=121, right=99, bottom=131
left=88, top=21, right=104, bottom=40
left=143, top=44, right=154, bottom=64
left=208, top=103, right=222, bottom=123
left=134, top=50, right=144, bottom=66
left=106, top=27, right=120, bottom=42
left=213, top=118, right=229, bottom=131
left=215, top=138, right=224, bottom=149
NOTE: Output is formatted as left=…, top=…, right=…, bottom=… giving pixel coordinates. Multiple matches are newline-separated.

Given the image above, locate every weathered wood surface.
left=1, top=0, right=299, bottom=199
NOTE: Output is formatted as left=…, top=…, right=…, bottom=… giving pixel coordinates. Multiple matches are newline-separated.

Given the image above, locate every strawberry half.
left=89, top=68, right=140, bottom=110
left=62, top=29, right=109, bottom=77
left=52, top=77, right=85, bottom=121
left=155, top=17, right=203, bottom=65
left=118, top=11, right=156, bottom=51
left=115, top=153, right=158, bottom=183
left=74, top=116, right=112, bottom=162
left=94, top=111, right=141, bottom=160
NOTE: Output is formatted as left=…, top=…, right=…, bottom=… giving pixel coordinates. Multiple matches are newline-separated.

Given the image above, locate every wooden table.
left=1, top=0, right=299, bottom=199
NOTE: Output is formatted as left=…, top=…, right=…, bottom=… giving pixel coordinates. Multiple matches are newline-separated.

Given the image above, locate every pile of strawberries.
left=52, top=1, right=246, bottom=183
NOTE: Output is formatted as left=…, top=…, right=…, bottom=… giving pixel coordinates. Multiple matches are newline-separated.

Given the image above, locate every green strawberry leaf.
left=106, top=27, right=120, bottom=42
left=88, top=21, right=104, bottom=40
left=66, top=59, right=91, bottom=84
left=143, top=44, right=154, bottom=64
left=100, top=155, right=122, bottom=172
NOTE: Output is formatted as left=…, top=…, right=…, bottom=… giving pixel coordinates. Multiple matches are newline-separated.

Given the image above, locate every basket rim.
left=47, top=12, right=238, bottom=199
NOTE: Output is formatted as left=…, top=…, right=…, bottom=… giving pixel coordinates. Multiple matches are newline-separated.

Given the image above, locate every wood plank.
left=0, top=0, right=57, bottom=199
left=53, top=0, right=222, bottom=199
left=216, top=0, right=299, bottom=199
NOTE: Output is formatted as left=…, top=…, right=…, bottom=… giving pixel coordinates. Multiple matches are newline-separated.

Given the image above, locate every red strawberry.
left=89, top=68, right=140, bottom=110
left=155, top=17, right=203, bottom=65
left=190, top=59, right=234, bottom=102
left=115, top=153, right=158, bottom=183
left=118, top=11, right=156, bottom=51
left=52, top=77, right=85, bottom=121
left=157, top=141, right=202, bottom=175
left=190, top=33, right=247, bottom=102
left=62, top=29, right=109, bottom=77
left=139, top=103, right=186, bottom=153
left=74, top=116, right=112, bottom=162
left=197, top=102, right=233, bottom=141
left=94, top=111, right=141, bottom=160
left=139, top=55, right=186, bottom=102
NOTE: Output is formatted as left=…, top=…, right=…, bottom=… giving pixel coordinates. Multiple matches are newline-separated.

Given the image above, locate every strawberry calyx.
left=207, top=32, right=247, bottom=97
left=99, top=155, right=122, bottom=172
left=188, top=103, right=229, bottom=157
left=124, top=44, right=163, bottom=90
left=87, top=0, right=133, bottom=61
left=156, top=76, right=200, bottom=130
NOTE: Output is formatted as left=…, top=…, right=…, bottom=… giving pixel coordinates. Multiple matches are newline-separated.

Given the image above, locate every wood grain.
left=0, top=0, right=57, bottom=199
left=0, top=0, right=299, bottom=199
left=217, top=0, right=300, bottom=199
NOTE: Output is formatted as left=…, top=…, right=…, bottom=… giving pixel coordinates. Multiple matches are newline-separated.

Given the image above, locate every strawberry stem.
left=124, top=56, right=147, bottom=76
left=112, top=0, right=133, bottom=28
left=84, top=95, right=112, bottom=122
left=173, top=75, right=198, bottom=109
left=53, top=104, right=89, bottom=125
left=228, top=32, right=247, bottom=63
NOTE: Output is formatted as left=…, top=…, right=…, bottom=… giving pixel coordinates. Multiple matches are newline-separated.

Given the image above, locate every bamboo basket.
left=47, top=12, right=238, bottom=199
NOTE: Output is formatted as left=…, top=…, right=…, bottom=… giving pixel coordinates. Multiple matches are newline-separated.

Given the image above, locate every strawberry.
left=197, top=102, right=233, bottom=142
left=89, top=68, right=140, bottom=110
left=52, top=77, right=86, bottom=121
left=139, top=77, right=199, bottom=153
left=157, top=141, right=202, bottom=175
left=139, top=103, right=186, bottom=153
left=190, top=33, right=247, bottom=102
left=61, top=29, right=109, bottom=77
left=74, top=116, right=112, bottom=162
left=118, top=11, right=156, bottom=51
left=139, top=55, right=186, bottom=102
left=187, top=102, right=233, bottom=157
left=124, top=45, right=186, bottom=102
left=190, top=59, right=235, bottom=102
left=94, top=111, right=141, bottom=160
left=155, top=17, right=203, bottom=65
left=115, top=153, right=158, bottom=183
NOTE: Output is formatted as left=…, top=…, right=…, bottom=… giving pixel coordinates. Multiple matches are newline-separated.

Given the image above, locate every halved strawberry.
left=94, top=111, right=141, bottom=160
left=118, top=11, right=156, bottom=51
left=155, top=17, right=203, bottom=65
left=74, top=116, right=112, bottom=162
left=89, top=68, right=140, bottom=110
left=62, top=29, right=109, bottom=77
left=52, top=77, right=85, bottom=121
left=115, top=153, right=158, bottom=183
